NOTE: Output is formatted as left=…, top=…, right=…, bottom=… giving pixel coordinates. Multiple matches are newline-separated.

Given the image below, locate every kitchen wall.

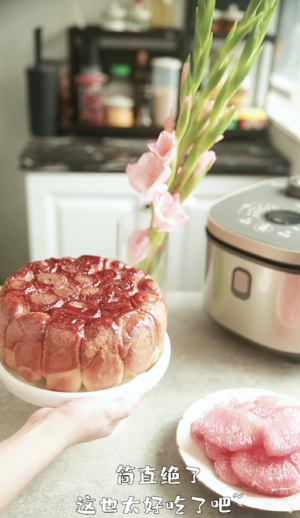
left=269, top=123, right=300, bottom=177
left=0, top=0, right=185, bottom=284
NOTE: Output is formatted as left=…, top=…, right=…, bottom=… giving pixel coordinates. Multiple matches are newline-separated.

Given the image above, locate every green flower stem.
left=175, top=96, right=193, bottom=143
left=137, top=228, right=167, bottom=276
left=133, top=0, right=278, bottom=279
left=192, top=33, right=213, bottom=97
left=176, top=113, right=209, bottom=170
left=178, top=106, right=237, bottom=193
left=180, top=163, right=212, bottom=202
left=147, top=232, right=168, bottom=276
left=167, top=144, right=179, bottom=188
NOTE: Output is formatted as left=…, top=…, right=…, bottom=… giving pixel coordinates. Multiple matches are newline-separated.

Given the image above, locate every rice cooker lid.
left=207, top=177, right=300, bottom=267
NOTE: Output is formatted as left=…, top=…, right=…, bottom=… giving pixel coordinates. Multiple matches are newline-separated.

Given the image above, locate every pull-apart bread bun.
left=0, top=256, right=167, bottom=392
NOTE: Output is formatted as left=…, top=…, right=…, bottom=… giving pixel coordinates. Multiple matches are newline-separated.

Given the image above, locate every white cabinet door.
left=25, top=173, right=144, bottom=261
left=26, top=172, right=270, bottom=291
left=168, top=175, right=270, bottom=290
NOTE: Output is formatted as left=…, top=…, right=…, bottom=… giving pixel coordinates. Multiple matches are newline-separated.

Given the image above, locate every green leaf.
left=237, top=12, right=264, bottom=70
left=183, top=106, right=236, bottom=187
left=216, top=12, right=263, bottom=70
left=190, top=57, right=233, bottom=126
left=256, top=0, right=269, bottom=15
left=242, top=0, right=264, bottom=24
left=200, top=0, right=215, bottom=45
left=192, top=33, right=213, bottom=95
left=197, top=0, right=206, bottom=27
left=181, top=162, right=213, bottom=202
left=172, top=0, right=278, bottom=198
left=193, top=9, right=201, bottom=67
left=176, top=96, right=192, bottom=141
left=213, top=21, right=238, bottom=70
left=257, top=0, right=279, bottom=47
left=230, top=46, right=263, bottom=93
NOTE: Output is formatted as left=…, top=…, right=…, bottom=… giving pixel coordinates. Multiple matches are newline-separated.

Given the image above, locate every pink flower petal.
left=164, top=115, right=174, bottom=133
left=126, top=152, right=172, bottom=201
left=153, top=192, right=189, bottom=232
left=148, top=130, right=177, bottom=166
left=194, top=150, right=216, bottom=177
left=215, top=134, right=224, bottom=143
left=127, top=229, right=151, bottom=264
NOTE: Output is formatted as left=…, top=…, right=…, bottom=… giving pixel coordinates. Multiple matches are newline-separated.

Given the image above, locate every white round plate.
left=0, top=333, right=170, bottom=407
left=176, top=388, right=300, bottom=513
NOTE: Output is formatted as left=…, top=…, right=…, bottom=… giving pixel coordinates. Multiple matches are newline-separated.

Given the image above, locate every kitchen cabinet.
left=25, top=172, right=269, bottom=290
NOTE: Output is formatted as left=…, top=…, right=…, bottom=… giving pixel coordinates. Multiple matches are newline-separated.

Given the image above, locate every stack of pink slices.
left=191, top=395, right=300, bottom=497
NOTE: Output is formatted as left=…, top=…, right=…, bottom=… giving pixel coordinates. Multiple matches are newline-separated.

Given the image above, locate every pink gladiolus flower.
left=164, top=115, right=174, bottom=133
left=148, top=130, right=177, bottom=166
left=126, top=152, right=171, bottom=201
left=153, top=192, right=189, bottom=232
left=127, top=229, right=151, bottom=264
left=194, top=150, right=216, bottom=178
left=181, top=61, right=190, bottom=84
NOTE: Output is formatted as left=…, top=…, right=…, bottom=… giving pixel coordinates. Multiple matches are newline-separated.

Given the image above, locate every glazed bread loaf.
left=0, top=256, right=167, bottom=392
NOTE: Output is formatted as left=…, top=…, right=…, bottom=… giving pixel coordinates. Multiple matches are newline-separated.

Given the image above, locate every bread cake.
left=0, top=256, right=167, bottom=392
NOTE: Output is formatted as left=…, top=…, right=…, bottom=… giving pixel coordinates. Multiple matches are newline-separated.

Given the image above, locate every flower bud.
left=181, top=61, right=190, bottom=85
left=164, top=115, right=174, bottom=133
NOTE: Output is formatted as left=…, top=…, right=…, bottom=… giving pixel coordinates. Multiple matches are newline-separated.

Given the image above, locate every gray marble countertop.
left=1, top=292, right=300, bottom=517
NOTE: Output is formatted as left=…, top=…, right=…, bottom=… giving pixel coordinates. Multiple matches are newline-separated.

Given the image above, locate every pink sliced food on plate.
left=214, top=454, right=241, bottom=486
left=253, top=395, right=279, bottom=407
left=291, top=451, right=300, bottom=474
left=251, top=405, right=295, bottom=421
left=192, top=404, right=264, bottom=451
left=205, top=439, right=227, bottom=461
left=263, top=408, right=300, bottom=456
left=231, top=448, right=300, bottom=497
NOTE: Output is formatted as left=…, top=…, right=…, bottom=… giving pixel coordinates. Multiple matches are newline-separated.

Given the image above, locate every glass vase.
left=117, top=209, right=168, bottom=295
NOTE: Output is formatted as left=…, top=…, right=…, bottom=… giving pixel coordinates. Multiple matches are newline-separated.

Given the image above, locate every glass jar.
left=105, top=96, right=135, bottom=127
left=151, top=57, right=182, bottom=127
left=104, top=64, right=135, bottom=127
left=75, top=73, right=107, bottom=126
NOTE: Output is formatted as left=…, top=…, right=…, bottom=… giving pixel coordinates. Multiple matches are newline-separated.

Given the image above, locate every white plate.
left=176, top=388, right=300, bottom=513
left=0, top=333, right=170, bottom=407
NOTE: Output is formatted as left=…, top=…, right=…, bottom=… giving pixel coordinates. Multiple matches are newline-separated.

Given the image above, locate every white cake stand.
left=0, top=333, right=171, bottom=407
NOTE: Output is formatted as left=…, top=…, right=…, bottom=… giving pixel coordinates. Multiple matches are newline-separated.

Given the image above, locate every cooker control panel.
left=209, top=178, right=300, bottom=256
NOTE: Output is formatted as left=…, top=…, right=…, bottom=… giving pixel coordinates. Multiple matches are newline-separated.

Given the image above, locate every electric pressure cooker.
left=203, top=176, right=300, bottom=357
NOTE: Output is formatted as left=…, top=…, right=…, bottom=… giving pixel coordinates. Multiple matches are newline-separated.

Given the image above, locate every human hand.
left=0, top=395, right=140, bottom=513
left=25, top=395, right=140, bottom=449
